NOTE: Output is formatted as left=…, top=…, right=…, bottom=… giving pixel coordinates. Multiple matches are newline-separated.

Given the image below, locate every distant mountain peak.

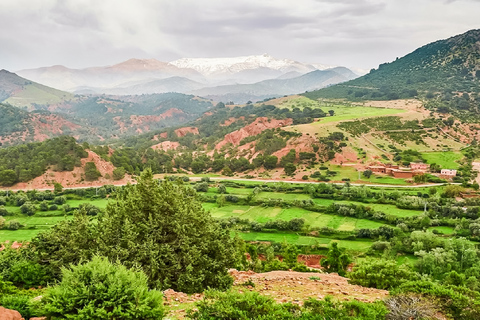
left=111, top=58, right=171, bottom=71
left=169, top=54, right=316, bottom=75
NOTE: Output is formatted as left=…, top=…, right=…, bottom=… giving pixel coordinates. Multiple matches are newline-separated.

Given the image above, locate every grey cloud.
left=0, top=0, right=479, bottom=71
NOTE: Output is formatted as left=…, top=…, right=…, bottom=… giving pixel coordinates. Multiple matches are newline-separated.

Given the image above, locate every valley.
left=1, top=26, right=480, bottom=320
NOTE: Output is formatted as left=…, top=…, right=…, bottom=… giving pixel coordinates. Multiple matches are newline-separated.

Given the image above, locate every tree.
left=43, top=256, right=164, bottom=319
left=0, top=170, right=17, bottom=186
left=363, top=169, right=373, bottom=179
left=348, top=258, right=417, bottom=290
left=280, top=149, right=296, bottom=167
left=84, top=162, right=102, bottom=181
left=53, top=182, right=63, bottom=193
left=97, top=169, right=237, bottom=293
left=263, top=155, right=278, bottom=170
left=328, top=109, right=335, bottom=116
left=39, top=201, right=49, bottom=211
left=284, top=163, right=296, bottom=176
left=30, top=209, right=97, bottom=277
left=112, top=167, right=126, bottom=180
left=321, top=242, right=352, bottom=276
left=195, top=182, right=209, bottom=192
left=217, top=184, right=227, bottom=194
left=20, top=202, right=36, bottom=216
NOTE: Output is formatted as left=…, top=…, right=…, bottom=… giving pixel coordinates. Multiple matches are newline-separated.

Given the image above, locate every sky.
left=1, top=0, right=479, bottom=72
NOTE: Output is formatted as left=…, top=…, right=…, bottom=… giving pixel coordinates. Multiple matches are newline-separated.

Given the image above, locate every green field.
left=427, top=226, right=455, bottom=235
left=313, top=105, right=405, bottom=124
left=422, top=151, right=463, bottom=169
left=204, top=204, right=384, bottom=230
left=311, top=198, right=423, bottom=218
left=0, top=198, right=109, bottom=242
left=238, top=231, right=373, bottom=250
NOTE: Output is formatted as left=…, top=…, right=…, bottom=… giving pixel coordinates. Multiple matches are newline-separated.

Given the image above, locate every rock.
left=0, top=307, right=24, bottom=320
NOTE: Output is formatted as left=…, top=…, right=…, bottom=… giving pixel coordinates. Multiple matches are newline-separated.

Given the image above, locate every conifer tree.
left=97, top=169, right=236, bottom=293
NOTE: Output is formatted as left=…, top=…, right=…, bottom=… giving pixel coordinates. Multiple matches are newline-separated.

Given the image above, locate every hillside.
left=192, top=68, right=357, bottom=103
left=0, top=71, right=214, bottom=145
left=304, top=29, right=480, bottom=119
left=0, top=69, right=74, bottom=109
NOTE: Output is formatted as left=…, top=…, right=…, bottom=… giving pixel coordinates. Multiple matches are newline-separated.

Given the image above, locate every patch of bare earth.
left=215, top=117, right=293, bottom=150
left=164, top=270, right=388, bottom=319
left=175, top=127, right=199, bottom=137
left=151, top=141, right=180, bottom=151
left=5, top=150, right=134, bottom=191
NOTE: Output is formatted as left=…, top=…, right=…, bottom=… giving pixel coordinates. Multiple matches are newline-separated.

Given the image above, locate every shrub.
left=42, top=256, right=164, bottom=320
left=0, top=206, right=9, bottom=216
left=7, top=220, right=21, bottom=230
left=187, top=290, right=298, bottom=319
left=112, top=167, right=126, bottom=180
left=348, top=258, right=417, bottom=290
left=20, top=202, right=36, bottom=216
left=0, top=294, right=36, bottom=319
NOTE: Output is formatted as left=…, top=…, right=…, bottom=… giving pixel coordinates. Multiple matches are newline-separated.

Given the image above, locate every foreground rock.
left=0, top=307, right=24, bottom=320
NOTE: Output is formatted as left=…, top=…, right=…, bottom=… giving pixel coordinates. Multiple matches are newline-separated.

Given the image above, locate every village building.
left=410, top=162, right=430, bottom=171
left=391, top=169, right=416, bottom=179
left=440, top=169, right=457, bottom=179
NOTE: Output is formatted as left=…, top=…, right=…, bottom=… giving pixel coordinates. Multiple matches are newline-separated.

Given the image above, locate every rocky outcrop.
left=0, top=307, right=24, bottom=320
left=175, top=127, right=199, bottom=137
left=151, top=141, right=180, bottom=151
left=215, top=117, right=293, bottom=150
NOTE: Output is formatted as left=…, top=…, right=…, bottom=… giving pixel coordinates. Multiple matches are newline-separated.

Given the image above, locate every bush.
left=187, top=290, right=299, bottom=319
left=0, top=206, right=9, bottom=216
left=53, top=196, right=67, bottom=205
left=348, top=258, right=417, bottom=290
left=195, top=182, right=209, bottom=192
left=42, top=256, right=164, bottom=319
left=7, top=220, right=21, bottom=230
left=0, top=294, right=37, bottom=319
left=112, top=167, right=126, bottom=180
left=20, top=202, right=36, bottom=216
left=188, top=290, right=389, bottom=320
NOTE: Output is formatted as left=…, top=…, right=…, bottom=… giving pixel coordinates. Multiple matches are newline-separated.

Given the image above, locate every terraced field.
left=203, top=204, right=384, bottom=230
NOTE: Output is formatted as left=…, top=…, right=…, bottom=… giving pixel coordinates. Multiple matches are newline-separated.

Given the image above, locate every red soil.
left=175, top=127, right=199, bottom=137
left=5, top=150, right=134, bottom=191
left=215, top=117, right=293, bottom=150
left=151, top=141, right=180, bottom=151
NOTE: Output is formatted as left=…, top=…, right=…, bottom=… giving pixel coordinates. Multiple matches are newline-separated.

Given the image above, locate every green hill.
left=304, top=29, right=480, bottom=119
left=0, top=69, right=74, bottom=108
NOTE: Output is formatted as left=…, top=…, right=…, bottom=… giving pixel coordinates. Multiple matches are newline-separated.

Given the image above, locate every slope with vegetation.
left=304, top=29, right=480, bottom=121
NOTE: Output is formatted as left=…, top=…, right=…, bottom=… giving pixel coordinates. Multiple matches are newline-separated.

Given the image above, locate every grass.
left=0, top=228, right=46, bottom=242
left=422, top=151, right=463, bottom=169
left=256, top=192, right=311, bottom=201
left=427, top=226, right=455, bottom=235
left=238, top=231, right=373, bottom=250
left=311, top=198, right=423, bottom=218
left=316, top=105, right=406, bottom=124
left=314, top=165, right=409, bottom=185
left=205, top=204, right=384, bottom=230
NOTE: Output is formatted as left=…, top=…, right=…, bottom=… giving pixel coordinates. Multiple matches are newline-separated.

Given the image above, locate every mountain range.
left=17, top=54, right=358, bottom=103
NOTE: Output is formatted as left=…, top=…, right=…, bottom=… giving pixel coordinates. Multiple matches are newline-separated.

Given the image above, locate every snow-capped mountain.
left=17, top=54, right=359, bottom=102
left=169, top=53, right=318, bottom=76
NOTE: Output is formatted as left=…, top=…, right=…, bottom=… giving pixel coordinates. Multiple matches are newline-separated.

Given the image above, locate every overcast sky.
left=1, top=0, right=479, bottom=72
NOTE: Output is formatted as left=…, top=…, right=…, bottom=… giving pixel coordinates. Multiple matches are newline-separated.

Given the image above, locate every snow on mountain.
left=169, top=54, right=316, bottom=75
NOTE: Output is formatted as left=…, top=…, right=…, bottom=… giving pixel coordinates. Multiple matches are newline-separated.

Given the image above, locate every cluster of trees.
left=0, top=136, right=88, bottom=186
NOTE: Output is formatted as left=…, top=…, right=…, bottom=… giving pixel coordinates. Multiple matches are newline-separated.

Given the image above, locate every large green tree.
left=97, top=169, right=237, bottom=293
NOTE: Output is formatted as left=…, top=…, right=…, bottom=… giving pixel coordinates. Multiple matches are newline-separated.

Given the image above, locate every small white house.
left=440, top=169, right=457, bottom=177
